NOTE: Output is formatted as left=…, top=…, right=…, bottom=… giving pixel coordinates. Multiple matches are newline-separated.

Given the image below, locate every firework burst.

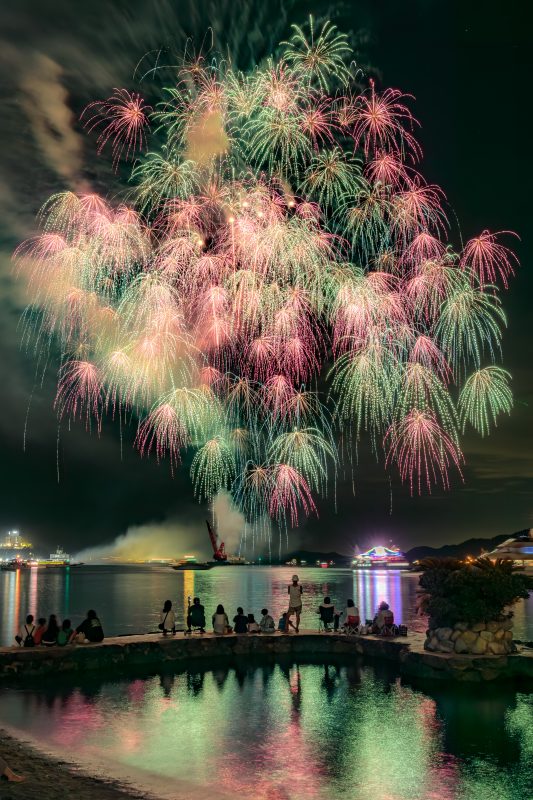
left=15, top=17, right=518, bottom=538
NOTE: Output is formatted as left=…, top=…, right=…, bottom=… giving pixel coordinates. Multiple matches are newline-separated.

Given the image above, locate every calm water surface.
left=0, top=661, right=531, bottom=800
left=1, top=565, right=532, bottom=645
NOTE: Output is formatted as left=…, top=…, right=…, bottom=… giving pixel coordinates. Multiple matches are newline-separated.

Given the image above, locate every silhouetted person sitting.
left=34, top=617, right=47, bottom=646
left=233, top=607, right=248, bottom=634
left=57, top=619, right=74, bottom=646
left=373, top=602, right=394, bottom=634
left=212, top=604, right=231, bottom=635
left=343, top=599, right=360, bottom=629
left=247, top=613, right=260, bottom=633
left=259, top=608, right=275, bottom=633
left=187, top=597, right=206, bottom=633
left=15, top=614, right=36, bottom=647
left=318, top=597, right=340, bottom=631
left=74, top=610, right=104, bottom=643
left=42, top=614, right=60, bottom=646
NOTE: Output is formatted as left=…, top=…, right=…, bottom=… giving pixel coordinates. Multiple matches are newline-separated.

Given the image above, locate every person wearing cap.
left=286, top=574, right=303, bottom=633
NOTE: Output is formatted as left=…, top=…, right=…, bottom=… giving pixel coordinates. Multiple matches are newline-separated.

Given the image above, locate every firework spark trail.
left=14, top=16, right=518, bottom=538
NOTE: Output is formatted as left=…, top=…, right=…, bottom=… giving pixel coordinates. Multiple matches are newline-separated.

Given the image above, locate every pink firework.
left=136, top=404, right=186, bottom=470
left=401, top=230, right=446, bottom=266
left=268, top=464, right=317, bottom=527
left=385, top=409, right=463, bottom=494
left=81, top=89, right=152, bottom=170
left=301, top=97, right=337, bottom=149
left=460, top=230, right=519, bottom=288
left=409, top=336, right=452, bottom=383
left=364, top=150, right=413, bottom=191
left=352, top=80, right=421, bottom=161
left=391, top=179, right=447, bottom=237
left=55, top=360, right=104, bottom=430
left=261, top=374, right=297, bottom=419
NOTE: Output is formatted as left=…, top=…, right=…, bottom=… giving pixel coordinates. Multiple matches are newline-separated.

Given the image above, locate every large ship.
left=38, top=547, right=84, bottom=568
left=485, top=529, right=533, bottom=571
left=352, top=545, right=410, bottom=569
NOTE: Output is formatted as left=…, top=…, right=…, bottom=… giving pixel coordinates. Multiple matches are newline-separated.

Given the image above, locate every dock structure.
left=0, top=631, right=532, bottom=683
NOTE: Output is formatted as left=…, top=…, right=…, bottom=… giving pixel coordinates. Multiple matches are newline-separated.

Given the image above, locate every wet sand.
left=0, top=729, right=145, bottom=800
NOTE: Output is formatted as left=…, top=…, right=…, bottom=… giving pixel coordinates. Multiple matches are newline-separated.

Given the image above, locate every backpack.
left=23, top=624, right=36, bottom=648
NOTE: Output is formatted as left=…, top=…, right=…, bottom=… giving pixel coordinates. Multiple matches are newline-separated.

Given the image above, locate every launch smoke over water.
left=75, top=490, right=246, bottom=562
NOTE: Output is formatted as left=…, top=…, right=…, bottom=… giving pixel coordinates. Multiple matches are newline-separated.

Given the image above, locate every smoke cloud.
left=19, top=54, right=84, bottom=186
left=211, top=489, right=246, bottom=554
left=74, top=490, right=246, bottom=562
left=74, top=517, right=206, bottom=563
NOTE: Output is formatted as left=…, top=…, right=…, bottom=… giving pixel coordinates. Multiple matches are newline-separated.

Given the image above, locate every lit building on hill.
left=0, top=529, right=33, bottom=560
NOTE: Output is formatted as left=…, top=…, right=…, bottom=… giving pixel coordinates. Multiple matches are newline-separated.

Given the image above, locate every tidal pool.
left=0, top=660, right=531, bottom=800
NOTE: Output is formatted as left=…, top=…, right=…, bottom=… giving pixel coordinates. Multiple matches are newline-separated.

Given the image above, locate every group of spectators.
left=159, top=599, right=277, bottom=635
left=13, top=576, right=397, bottom=648
left=158, top=575, right=397, bottom=636
left=14, top=610, right=104, bottom=648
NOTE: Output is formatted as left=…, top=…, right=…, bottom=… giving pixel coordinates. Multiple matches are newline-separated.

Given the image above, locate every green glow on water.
left=0, top=662, right=530, bottom=800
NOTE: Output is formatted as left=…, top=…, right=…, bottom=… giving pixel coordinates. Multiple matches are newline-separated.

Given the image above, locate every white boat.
left=485, top=529, right=533, bottom=570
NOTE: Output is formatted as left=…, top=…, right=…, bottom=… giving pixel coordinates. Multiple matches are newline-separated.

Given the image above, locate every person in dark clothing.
left=233, top=607, right=248, bottom=634
left=15, top=614, right=35, bottom=647
left=74, top=609, right=104, bottom=643
left=186, top=597, right=206, bottom=633
left=42, top=614, right=59, bottom=646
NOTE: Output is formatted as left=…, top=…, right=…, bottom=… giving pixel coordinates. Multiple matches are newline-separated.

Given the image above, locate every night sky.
left=0, top=0, right=530, bottom=558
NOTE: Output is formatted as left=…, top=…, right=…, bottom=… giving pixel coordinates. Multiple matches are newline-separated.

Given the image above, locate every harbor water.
left=0, top=659, right=531, bottom=800
left=1, top=564, right=532, bottom=646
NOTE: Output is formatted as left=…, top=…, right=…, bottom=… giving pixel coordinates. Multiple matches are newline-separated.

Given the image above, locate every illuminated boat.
left=37, top=547, right=83, bottom=568
left=1, top=558, right=31, bottom=571
left=485, top=529, right=533, bottom=571
left=352, top=545, right=410, bottom=569
left=172, top=556, right=212, bottom=571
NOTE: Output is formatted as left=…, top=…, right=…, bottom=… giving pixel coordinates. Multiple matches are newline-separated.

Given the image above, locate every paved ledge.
left=0, top=631, right=531, bottom=683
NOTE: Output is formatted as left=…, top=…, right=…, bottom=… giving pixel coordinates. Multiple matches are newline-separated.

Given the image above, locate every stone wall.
left=424, top=617, right=515, bottom=656
left=0, top=631, right=531, bottom=683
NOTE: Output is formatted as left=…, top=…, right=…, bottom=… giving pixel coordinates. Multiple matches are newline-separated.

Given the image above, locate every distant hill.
left=405, top=530, right=530, bottom=563
left=279, top=531, right=529, bottom=567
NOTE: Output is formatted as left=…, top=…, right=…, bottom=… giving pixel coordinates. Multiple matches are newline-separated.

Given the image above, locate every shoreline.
left=0, top=728, right=144, bottom=800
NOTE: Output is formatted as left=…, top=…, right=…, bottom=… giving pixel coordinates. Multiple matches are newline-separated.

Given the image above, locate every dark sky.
left=0, top=0, right=530, bottom=558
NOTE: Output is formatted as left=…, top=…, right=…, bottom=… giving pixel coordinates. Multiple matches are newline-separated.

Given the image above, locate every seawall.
left=1, top=631, right=532, bottom=683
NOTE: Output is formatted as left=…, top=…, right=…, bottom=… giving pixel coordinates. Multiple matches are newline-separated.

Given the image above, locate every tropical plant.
left=417, top=557, right=530, bottom=628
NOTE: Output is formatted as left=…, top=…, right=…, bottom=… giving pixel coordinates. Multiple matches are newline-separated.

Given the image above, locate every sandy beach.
left=1, top=729, right=144, bottom=800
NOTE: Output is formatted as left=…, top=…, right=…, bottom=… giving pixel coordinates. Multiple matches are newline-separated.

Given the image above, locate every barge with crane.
left=172, top=521, right=247, bottom=570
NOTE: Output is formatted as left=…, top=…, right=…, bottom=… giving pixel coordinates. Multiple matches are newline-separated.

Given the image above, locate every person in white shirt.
left=159, top=600, right=176, bottom=635
left=212, top=604, right=231, bottom=634
left=286, top=575, right=303, bottom=633
left=344, top=599, right=360, bottom=628
left=259, top=608, right=276, bottom=633
left=247, top=613, right=260, bottom=633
